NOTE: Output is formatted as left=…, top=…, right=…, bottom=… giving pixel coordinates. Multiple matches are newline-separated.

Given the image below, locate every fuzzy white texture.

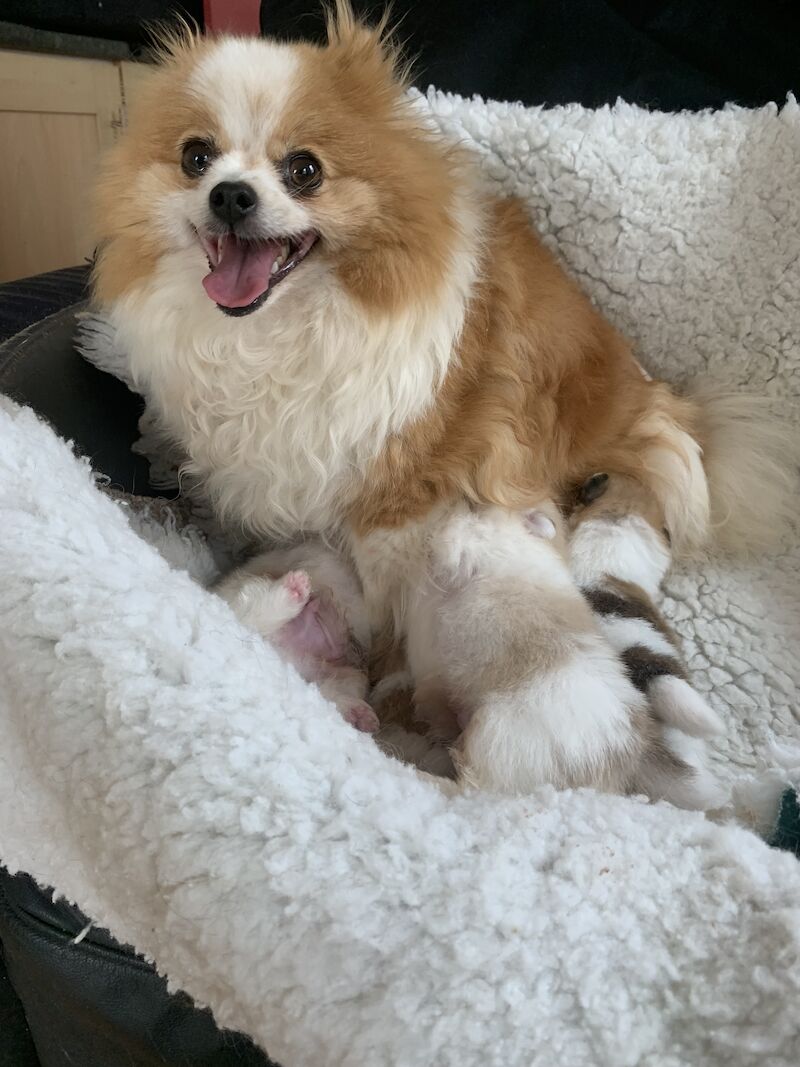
left=14, top=91, right=800, bottom=1065
left=2, top=396, right=800, bottom=1067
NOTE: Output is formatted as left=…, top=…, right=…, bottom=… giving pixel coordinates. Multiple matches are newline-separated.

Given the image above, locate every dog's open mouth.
left=198, top=231, right=318, bottom=316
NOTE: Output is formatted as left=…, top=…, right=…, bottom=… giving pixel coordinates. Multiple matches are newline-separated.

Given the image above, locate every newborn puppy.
left=407, top=499, right=722, bottom=808
left=569, top=473, right=724, bottom=737
left=406, top=502, right=653, bottom=796
left=215, top=542, right=378, bottom=733
left=568, top=472, right=725, bottom=807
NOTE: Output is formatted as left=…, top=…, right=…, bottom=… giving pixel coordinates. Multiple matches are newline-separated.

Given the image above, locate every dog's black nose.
left=209, top=181, right=258, bottom=227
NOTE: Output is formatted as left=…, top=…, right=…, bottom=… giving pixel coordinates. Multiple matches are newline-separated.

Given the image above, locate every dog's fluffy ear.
left=325, top=0, right=411, bottom=94
left=145, top=14, right=202, bottom=66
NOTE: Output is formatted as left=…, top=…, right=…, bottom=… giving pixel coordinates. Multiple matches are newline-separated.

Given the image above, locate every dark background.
left=0, top=0, right=204, bottom=46
left=1, top=0, right=797, bottom=109
left=260, top=0, right=800, bottom=111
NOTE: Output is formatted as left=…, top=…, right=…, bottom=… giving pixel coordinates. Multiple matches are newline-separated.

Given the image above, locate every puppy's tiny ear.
left=524, top=510, right=557, bottom=540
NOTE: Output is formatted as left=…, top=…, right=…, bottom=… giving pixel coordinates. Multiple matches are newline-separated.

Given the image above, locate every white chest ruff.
left=111, top=254, right=461, bottom=536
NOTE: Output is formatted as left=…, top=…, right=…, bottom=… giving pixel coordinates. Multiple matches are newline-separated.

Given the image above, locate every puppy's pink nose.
left=209, top=181, right=258, bottom=227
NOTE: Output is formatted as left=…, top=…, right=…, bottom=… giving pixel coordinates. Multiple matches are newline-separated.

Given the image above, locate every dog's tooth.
left=271, top=261, right=279, bottom=275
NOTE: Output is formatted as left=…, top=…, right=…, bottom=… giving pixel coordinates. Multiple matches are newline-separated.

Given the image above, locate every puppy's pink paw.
left=281, top=570, right=312, bottom=606
left=341, top=700, right=379, bottom=734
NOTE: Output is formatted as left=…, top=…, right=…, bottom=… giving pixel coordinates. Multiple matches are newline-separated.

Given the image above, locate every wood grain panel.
left=120, top=60, right=155, bottom=121
left=0, top=50, right=121, bottom=149
left=0, top=110, right=99, bottom=281
left=0, top=49, right=124, bottom=280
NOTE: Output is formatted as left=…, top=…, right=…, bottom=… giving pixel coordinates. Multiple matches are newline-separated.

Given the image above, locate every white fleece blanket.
left=1, top=91, right=800, bottom=1067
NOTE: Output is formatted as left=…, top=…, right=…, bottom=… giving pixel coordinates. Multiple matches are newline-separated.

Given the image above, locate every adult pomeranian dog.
left=92, top=4, right=793, bottom=791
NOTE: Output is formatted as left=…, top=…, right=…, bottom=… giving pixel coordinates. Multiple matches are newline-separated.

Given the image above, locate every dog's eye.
left=283, top=151, right=323, bottom=195
left=181, top=140, right=216, bottom=178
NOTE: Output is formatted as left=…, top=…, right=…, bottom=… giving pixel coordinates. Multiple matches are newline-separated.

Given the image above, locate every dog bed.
left=1, top=90, right=799, bottom=1067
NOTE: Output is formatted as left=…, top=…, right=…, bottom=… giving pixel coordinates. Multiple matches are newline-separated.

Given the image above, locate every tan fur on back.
left=350, top=197, right=700, bottom=536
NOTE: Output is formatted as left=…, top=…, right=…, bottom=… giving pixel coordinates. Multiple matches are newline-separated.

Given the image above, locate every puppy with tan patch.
left=92, top=4, right=792, bottom=793
left=405, top=502, right=718, bottom=807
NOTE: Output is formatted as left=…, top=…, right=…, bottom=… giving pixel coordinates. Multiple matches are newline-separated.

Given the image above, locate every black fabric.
left=0, top=265, right=89, bottom=344
left=261, top=0, right=800, bottom=111
left=0, top=1, right=204, bottom=51
left=0, top=870, right=275, bottom=1067
left=0, top=302, right=155, bottom=493
left=0, top=949, right=39, bottom=1067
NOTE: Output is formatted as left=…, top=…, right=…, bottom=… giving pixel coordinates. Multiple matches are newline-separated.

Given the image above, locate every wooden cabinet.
left=0, top=50, right=153, bottom=282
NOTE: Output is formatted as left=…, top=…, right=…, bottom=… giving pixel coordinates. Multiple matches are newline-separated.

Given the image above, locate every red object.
left=203, top=0, right=261, bottom=35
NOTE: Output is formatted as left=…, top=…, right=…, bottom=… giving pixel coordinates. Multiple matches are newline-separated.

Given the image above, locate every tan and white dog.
left=92, top=4, right=792, bottom=794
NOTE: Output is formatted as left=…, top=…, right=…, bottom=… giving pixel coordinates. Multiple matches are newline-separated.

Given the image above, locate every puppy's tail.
left=692, top=385, right=798, bottom=554
left=634, top=735, right=728, bottom=811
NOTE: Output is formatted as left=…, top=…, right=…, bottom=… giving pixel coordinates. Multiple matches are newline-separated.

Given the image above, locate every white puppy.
left=215, top=542, right=378, bottom=733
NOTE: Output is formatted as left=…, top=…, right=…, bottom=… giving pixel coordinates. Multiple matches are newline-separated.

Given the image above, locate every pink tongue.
left=202, top=235, right=281, bottom=308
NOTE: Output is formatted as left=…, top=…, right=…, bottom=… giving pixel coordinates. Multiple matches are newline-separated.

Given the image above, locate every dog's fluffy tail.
left=632, top=383, right=797, bottom=556
left=692, top=385, right=798, bottom=554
